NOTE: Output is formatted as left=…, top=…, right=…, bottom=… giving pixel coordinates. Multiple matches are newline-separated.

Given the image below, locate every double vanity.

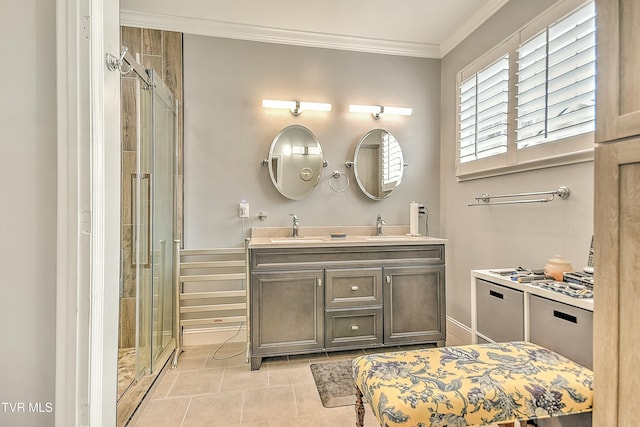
left=251, top=123, right=439, bottom=369
left=248, top=226, right=447, bottom=369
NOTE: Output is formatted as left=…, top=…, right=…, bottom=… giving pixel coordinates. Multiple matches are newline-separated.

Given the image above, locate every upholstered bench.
left=352, top=341, right=593, bottom=427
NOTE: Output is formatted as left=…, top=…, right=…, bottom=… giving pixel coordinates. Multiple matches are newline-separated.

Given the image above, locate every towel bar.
left=468, top=186, right=570, bottom=206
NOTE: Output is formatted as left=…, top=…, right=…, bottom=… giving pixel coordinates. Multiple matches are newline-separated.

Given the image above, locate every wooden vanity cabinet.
left=249, top=244, right=446, bottom=369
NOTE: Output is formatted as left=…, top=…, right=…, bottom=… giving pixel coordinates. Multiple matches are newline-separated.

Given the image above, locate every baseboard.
left=446, top=316, right=473, bottom=346
left=182, top=325, right=247, bottom=347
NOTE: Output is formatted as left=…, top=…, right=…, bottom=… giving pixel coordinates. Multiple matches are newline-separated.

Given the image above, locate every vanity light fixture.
left=262, top=99, right=332, bottom=116
left=349, top=104, right=412, bottom=119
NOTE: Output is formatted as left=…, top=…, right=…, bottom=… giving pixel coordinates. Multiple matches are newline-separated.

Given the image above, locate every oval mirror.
left=267, top=125, right=324, bottom=200
left=352, top=129, right=405, bottom=200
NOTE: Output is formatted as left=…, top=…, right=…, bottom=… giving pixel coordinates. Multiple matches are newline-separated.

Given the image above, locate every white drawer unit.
left=471, top=269, right=593, bottom=370
left=476, top=279, right=524, bottom=342
left=529, top=294, right=593, bottom=369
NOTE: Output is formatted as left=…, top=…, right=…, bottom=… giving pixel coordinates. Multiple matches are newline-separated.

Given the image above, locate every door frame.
left=56, top=0, right=120, bottom=425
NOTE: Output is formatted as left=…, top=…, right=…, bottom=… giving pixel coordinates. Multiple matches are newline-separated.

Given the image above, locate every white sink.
left=270, top=237, right=327, bottom=243
left=361, top=235, right=415, bottom=241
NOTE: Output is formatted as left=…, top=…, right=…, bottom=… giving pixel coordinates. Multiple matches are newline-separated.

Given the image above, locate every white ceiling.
left=120, top=0, right=510, bottom=58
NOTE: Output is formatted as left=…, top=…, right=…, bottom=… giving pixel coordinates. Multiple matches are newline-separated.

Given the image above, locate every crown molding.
left=120, top=10, right=442, bottom=58
left=440, top=0, right=510, bottom=57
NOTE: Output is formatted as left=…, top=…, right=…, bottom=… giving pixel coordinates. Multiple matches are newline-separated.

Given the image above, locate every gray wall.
left=183, top=36, right=441, bottom=248
left=0, top=0, right=57, bottom=425
left=440, top=0, right=595, bottom=328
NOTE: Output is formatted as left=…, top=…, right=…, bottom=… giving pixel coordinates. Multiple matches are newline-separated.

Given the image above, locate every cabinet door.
left=596, top=0, right=640, bottom=142
left=593, top=139, right=640, bottom=426
left=251, top=270, right=324, bottom=356
left=383, top=265, right=445, bottom=344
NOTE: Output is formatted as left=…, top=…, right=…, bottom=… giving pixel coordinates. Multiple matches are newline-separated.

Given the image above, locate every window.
left=459, top=54, right=510, bottom=163
left=516, top=2, right=595, bottom=147
left=456, top=0, right=595, bottom=180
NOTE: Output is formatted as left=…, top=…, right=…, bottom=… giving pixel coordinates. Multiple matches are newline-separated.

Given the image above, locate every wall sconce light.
left=262, top=99, right=332, bottom=116
left=349, top=104, right=412, bottom=119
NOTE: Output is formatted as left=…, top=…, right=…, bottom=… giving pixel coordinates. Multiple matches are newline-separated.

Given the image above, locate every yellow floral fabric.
left=352, top=341, right=593, bottom=427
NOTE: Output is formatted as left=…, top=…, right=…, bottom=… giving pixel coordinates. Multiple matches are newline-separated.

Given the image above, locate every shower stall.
left=117, top=49, right=179, bottom=425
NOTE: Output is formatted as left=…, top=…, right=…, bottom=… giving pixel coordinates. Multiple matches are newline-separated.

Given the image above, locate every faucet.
left=376, top=214, right=386, bottom=236
left=290, top=213, right=299, bottom=237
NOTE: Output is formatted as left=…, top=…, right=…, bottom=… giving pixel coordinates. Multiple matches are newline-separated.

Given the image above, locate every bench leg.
left=355, top=386, right=365, bottom=427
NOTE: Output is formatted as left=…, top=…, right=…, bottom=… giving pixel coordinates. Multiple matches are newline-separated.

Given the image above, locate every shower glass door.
left=149, top=69, right=177, bottom=368
left=134, top=69, right=177, bottom=377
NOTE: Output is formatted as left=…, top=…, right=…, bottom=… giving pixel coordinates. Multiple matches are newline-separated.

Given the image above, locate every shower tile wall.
left=119, top=26, right=184, bottom=349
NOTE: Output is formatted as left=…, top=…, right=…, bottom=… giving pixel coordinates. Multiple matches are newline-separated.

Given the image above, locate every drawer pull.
left=351, top=285, right=359, bottom=291
left=351, top=325, right=359, bottom=331
left=489, top=290, right=504, bottom=299
left=553, top=310, right=577, bottom=324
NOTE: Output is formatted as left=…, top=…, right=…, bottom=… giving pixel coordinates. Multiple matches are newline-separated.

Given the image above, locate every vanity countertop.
left=248, top=226, right=447, bottom=249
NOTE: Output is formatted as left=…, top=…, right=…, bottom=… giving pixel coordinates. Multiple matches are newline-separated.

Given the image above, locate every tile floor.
left=118, top=347, right=137, bottom=401
left=128, top=342, right=433, bottom=427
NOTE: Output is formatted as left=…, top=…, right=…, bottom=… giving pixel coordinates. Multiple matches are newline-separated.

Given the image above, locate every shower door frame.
left=55, top=0, right=121, bottom=425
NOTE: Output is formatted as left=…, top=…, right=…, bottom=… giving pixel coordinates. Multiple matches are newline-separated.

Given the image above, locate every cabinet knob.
left=386, top=275, right=391, bottom=284
left=318, top=278, right=322, bottom=287
left=351, top=325, right=359, bottom=331
left=351, top=285, right=359, bottom=291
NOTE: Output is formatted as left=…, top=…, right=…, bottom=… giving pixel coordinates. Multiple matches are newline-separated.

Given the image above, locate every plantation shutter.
left=516, top=1, right=595, bottom=149
left=458, top=54, right=509, bottom=163
left=459, top=77, right=477, bottom=163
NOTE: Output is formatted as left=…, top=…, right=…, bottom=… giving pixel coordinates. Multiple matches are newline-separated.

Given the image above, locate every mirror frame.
left=266, top=124, right=324, bottom=200
left=352, top=128, right=405, bottom=200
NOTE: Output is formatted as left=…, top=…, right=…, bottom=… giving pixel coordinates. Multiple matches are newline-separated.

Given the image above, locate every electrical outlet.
left=239, top=200, right=249, bottom=218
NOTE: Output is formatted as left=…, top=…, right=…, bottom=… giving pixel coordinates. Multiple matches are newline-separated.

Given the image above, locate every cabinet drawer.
left=325, top=308, right=382, bottom=349
left=529, top=295, right=593, bottom=369
left=325, top=268, right=382, bottom=309
left=476, top=279, right=524, bottom=342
